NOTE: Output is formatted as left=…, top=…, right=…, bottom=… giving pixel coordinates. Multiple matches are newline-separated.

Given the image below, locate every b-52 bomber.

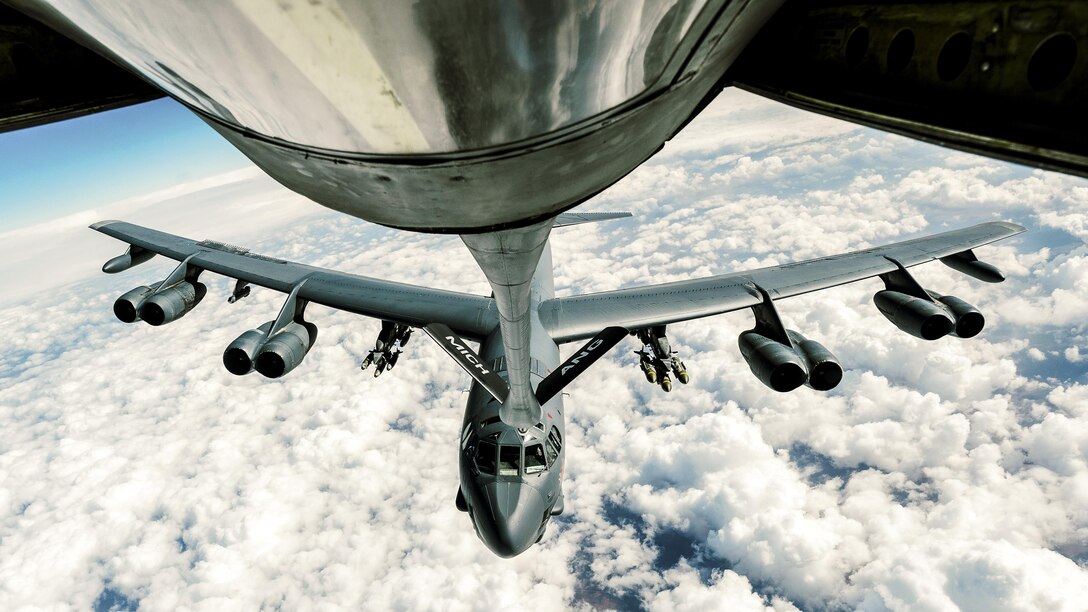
left=0, top=1, right=1063, bottom=556
left=91, top=216, right=1022, bottom=557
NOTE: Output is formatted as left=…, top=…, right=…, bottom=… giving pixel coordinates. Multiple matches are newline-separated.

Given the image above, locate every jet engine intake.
left=138, top=281, right=207, bottom=326
left=113, top=283, right=160, bottom=323
left=254, top=321, right=319, bottom=378
left=873, top=290, right=955, bottom=340
left=927, top=292, right=985, bottom=338
left=223, top=321, right=275, bottom=375
left=738, top=331, right=808, bottom=392
left=786, top=331, right=844, bottom=391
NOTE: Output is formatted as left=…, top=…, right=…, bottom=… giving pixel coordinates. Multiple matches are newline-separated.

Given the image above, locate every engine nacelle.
left=138, top=281, right=207, bottom=326
left=927, top=292, right=985, bottom=338
left=873, top=290, right=955, bottom=340
left=786, top=331, right=844, bottom=391
left=255, top=322, right=319, bottom=378
left=738, top=331, right=808, bottom=392
left=113, top=283, right=160, bottom=323
left=223, top=321, right=275, bottom=376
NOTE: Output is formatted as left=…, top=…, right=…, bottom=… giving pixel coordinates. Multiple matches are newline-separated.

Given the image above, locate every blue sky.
left=0, top=99, right=248, bottom=231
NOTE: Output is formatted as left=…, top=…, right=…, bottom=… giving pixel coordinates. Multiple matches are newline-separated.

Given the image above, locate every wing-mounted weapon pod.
left=361, top=320, right=414, bottom=378
left=223, top=280, right=319, bottom=378
left=111, top=253, right=207, bottom=326
left=739, top=285, right=844, bottom=393
left=632, top=326, right=689, bottom=392
left=875, top=257, right=985, bottom=340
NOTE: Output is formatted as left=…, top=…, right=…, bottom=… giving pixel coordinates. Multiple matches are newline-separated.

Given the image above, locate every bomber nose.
left=476, top=481, right=546, bottom=557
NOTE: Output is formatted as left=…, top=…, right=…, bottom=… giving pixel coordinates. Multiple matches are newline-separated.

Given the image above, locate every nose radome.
left=487, top=522, right=528, bottom=558
left=478, top=481, right=546, bottom=558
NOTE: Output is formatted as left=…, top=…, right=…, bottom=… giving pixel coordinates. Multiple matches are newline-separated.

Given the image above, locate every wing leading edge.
left=540, top=222, right=1025, bottom=343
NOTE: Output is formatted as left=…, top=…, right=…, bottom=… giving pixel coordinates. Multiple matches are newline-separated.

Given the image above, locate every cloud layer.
left=2, top=89, right=1087, bottom=610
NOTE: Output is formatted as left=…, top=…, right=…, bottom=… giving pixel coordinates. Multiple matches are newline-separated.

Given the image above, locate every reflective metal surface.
left=461, top=219, right=554, bottom=429
left=11, top=0, right=785, bottom=232
left=16, top=0, right=707, bottom=154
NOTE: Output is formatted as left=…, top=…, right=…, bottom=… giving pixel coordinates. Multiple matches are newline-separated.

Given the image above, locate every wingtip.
left=993, top=220, right=1027, bottom=234
left=89, top=220, right=121, bottom=231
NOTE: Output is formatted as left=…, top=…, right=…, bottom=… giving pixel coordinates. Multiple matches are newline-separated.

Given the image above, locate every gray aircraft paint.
left=92, top=219, right=1024, bottom=556
left=461, top=219, right=556, bottom=428
left=11, top=0, right=785, bottom=233
left=457, top=243, right=565, bottom=557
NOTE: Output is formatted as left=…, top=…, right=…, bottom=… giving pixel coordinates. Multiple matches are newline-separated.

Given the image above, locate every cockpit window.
left=525, top=444, right=547, bottom=474
left=475, top=440, right=496, bottom=475
left=545, top=427, right=561, bottom=466
left=498, top=445, right=521, bottom=477
left=545, top=438, right=559, bottom=466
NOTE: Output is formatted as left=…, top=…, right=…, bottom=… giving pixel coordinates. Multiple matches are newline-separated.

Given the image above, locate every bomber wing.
left=92, top=220, right=508, bottom=396
left=91, top=220, right=497, bottom=339
left=540, top=222, right=1024, bottom=343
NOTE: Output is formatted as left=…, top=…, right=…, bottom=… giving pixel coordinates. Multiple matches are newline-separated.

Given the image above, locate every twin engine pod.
left=738, top=330, right=844, bottom=393
left=873, top=290, right=984, bottom=340
left=223, top=321, right=319, bottom=379
left=113, top=281, right=207, bottom=326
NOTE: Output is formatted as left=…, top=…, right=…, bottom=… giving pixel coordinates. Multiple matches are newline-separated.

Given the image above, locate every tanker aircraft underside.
left=92, top=216, right=1023, bottom=556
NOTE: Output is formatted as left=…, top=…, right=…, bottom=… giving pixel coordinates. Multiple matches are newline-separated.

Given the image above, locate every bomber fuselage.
left=456, top=245, right=566, bottom=557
